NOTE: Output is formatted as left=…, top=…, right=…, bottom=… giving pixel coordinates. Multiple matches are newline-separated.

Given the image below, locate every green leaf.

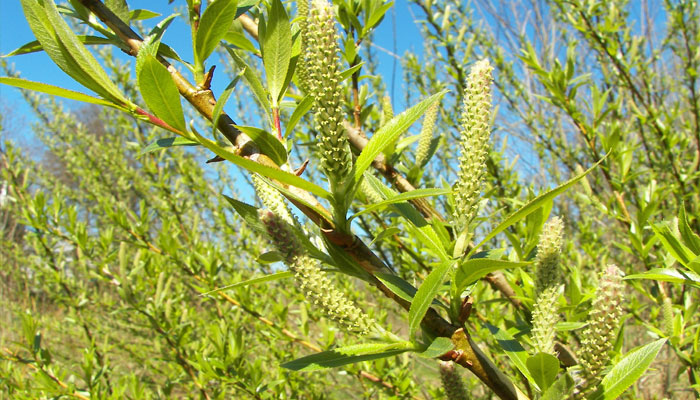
left=223, top=196, right=267, bottom=233
left=469, top=156, right=607, bottom=257
left=195, top=0, right=238, bottom=64
left=260, top=0, right=292, bottom=105
left=138, top=137, right=199, bottom=158
left=234, top=125, right=288, bottom=165
left=354, top=90, right=448, bottom=183
left=363, top=173, right=448, bottom=259
left=590, top=339, right=666, bottom=400
left=363, top=1, right=394, bottom=35
left=541, top=373, right=575, bottom=400
left=192, top=130, right=331, bottom=199
left=455, top=258, right=533, bottom=293
left=0, top=77, right=117, bottom=108
left=226, top=46, right=272, bottom=117
left=415, top=337, right=454, bottom=358
left=4, top=35, right=111, bottom=57
left=369, top=227, right=400, bottom=246
left=285, top=95, right=314, bottom=138
left=526, top=353, right=560, bottom=391
left=350, top=188, right=450, bottom=220
left=20, top=0, right=129, bottom=105
left=652, top=222, right=696, bottom=270
left=198, top=271, right=293, bottom=296
left=224, top=29, right=259, bottom=54
left=375, top=273, right=445, bottom=308
left=212, top=69, right=245, bottom=137
left=137, top=55, right=187, bottom=133
left=624, top=268, right=700, bottom=288
left=130, top=9, right=161, bottom=20
left=282, top=343, right=410, bottom=371
left=136, top=14, right=178, bottom=77
left=408, top=260, right=455, bottom=337
left=485, top=323, right=539, bottom=391
left=105, top=0, right=129, bottom=23
left=679, top=204, right=700, bottom=254
left=256, top=251, right=284, bottom=264
left=339, top=62, right=364, bottom=81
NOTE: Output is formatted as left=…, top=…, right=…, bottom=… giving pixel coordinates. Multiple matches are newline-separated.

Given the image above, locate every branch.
left=73, top=3, right=522, bottom=398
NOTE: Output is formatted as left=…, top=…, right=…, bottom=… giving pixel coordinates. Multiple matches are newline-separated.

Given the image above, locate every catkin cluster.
left=259, top=210, right=373, bottom=334
left=576, top=264, right=625, bottom=397
left=531, top=217, right=564, bottom=356
left=251, top=174, right=296, bottom=226
left=415, top=102, right=439, bottom=167
left=452, top=59, right=493, bottom=232
left=300, top=0, right=353, bottom=194
left=439, top=361, right=469, bottom=400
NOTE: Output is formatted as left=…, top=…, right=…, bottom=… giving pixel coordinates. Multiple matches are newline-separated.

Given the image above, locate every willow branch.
left=74, top=3, right=522, bottom=398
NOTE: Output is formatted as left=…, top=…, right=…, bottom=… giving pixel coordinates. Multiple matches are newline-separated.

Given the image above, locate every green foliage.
left=1, top=0, right=698, bottom=398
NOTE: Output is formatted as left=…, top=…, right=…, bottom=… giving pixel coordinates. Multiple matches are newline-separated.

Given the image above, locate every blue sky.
left=0, top=0, right=425, bottom=143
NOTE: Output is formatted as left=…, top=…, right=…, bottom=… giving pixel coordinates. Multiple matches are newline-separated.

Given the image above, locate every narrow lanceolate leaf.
left=0, top=77, right=118, bottom=108
left=652, top=222, right=696, bottom=270
left=624, top=268, right=700, bottom=288
left=130, top=9, right=161, bottom=20
left=375, top=273, right=446, bottom=308
left=212, top=69, right=245, bottom=136
left=679, top=205, right=700, bottom=254
left=469, top=156, right=607, bottom=257
left=137, top=56, right=187, bottom=133
left=455, top=258, right=533, bottom=292
left=408, top=260, right=455, bottom=337
left=526, top=353, right=560, bottom=391
left=285, top=95, right=314, bottom=137
left=350, top=188, right=451, bottom=220
left=261, top=0, right=292, bottom=105
left=354, top=89, right=448, bottom=183
left=485, top=323, right=540, bottom=391
left=138, top=137, right=199, bottom=158
left=198, top=271, right=293, bottom=296
left=4, top=35, right=111, bottom=57
left=363, top=173, right=448, bottom=259
left=136, top=14, right=178, bottom=81
left=22, top=0, right=129, bottom=105
left=195, top=0, right=238, bottom=64
left=415, top=337, right=454, bottom=358
left=282, top=343, right=411, bottom=371
left=590, top=339, right=666, bottom=400
left=191, top=130, right=331, bottom=200
left=233, top=125, right=288, bottom=165
left=226, top=46, right=272, bottom=117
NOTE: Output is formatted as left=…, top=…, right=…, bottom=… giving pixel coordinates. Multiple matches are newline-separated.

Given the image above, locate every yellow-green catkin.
left=575, top=264, right=625, bottom=398
left=303, top=0, right=352, bottom=194
left=259, top=210, right=373, bottom=334
left=663, top=295, right=673, bottom=337
left=415, top=101, right=439, bottom=167
left=452, top=59, right=493, bottom=232
left=439, top=361, right=469, bottom=400
left=295, top=0, right=310, bottom=93
left=251, top=174, right=296, bottom=226
left=531, top=217, right=564, bottom=356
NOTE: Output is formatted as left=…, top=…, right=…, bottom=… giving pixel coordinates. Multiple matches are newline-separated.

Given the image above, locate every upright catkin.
left=530, top=217, right=564, bottom=356
left=575, top=264, right=625, bottom=398
left=452, top=59, right=493, bottom=232
left=301, top=0, right=352, bottom=195
left=415, top=101, right=439, bottom=167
